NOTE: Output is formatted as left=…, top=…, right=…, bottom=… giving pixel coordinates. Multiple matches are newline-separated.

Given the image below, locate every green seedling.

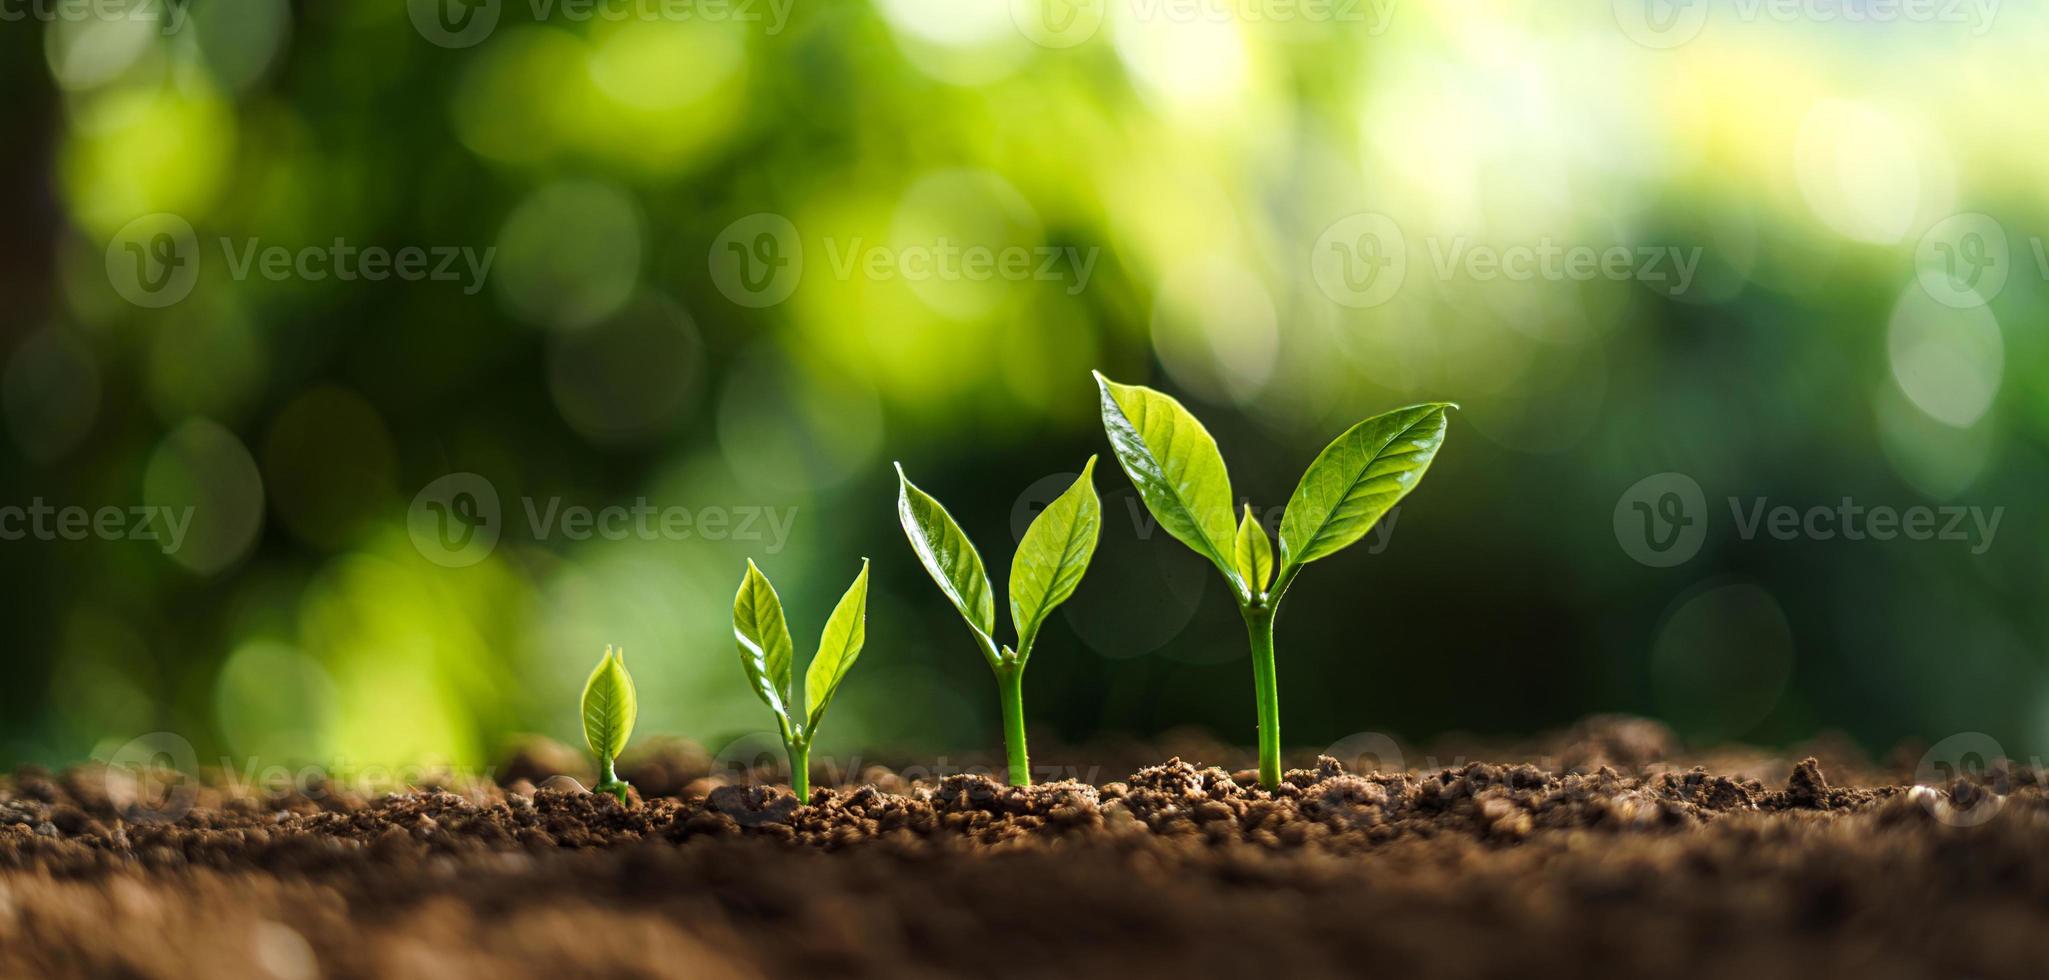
left=896, top=458, right=1101, bottom=787
left=732, top=558, right=871, bottom=801
left=1093, top=371, right=1453, bottom=790
left=581, top=645, right=637, bottom=804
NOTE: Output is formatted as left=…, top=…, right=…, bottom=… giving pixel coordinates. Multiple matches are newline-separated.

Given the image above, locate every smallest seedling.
left=581, top=645, right=638, bottom=804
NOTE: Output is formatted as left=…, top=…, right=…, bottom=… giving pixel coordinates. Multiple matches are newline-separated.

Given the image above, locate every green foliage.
left=1234, top=504, right=1273, bottom=594
left=1009, top=456, right=1102, bottom=657
left=1095, top=373, right=1454, bottom=789
left=731, top=558, right=871, bottom=801
left=1279, top=403, right=1455, bottom=570
left=1093, top=372, right=1243, bottom=599
left=896, top=459, right=1102, bottom=786
left=580, top=645, right=637, bottom=804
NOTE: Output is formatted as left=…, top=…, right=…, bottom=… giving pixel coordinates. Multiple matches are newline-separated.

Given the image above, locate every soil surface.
left=2, top=717, right=2042, bottom=979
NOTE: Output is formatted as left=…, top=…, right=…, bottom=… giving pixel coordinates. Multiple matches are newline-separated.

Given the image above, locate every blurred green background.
left=1, top=0, right=2042, bottom=773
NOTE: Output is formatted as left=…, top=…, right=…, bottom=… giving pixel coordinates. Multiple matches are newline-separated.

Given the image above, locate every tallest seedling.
left=1093, top=372, right=1453, bottom=790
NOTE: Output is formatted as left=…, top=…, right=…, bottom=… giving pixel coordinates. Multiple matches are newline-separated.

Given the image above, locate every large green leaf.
left=804, top=559, right=870, bottom=732
left=1279, top=403, right=1453, bottom=569
left=1009, top=456, right=1102, bottom=657
left=580, top=646, right=637, bottom=763
left=1234, top=504, right=1273, bottom=593
left=733, top=560, right=795, bottom=733
left=1093, top=372, right=1242, bottom=593
left=896, top=463, right=997, bottom=654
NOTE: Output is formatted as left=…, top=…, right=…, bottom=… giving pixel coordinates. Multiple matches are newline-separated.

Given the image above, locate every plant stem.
left=1245, top=605, right=1282, bottom=790
left=596, top=757, right=629, bottom=805
left=787, top=739, right=810, bottom=802
left=997, top=665, right=1031, bottom=787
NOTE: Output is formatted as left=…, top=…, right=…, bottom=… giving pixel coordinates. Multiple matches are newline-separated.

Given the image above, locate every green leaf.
left=896, top=463, right=998, bottom=657
left=1234, top=504, right=1273, bottom=593
left=804, top=559, right=870, bottom=732
left=733, top=560, right=795, bottom=734
left=1279, top=403, right=1454, bottom=569
left=580, top=645, right=637, bottom=764
left=1093, top=372, right=1242, bottom=593
left=1009, top=456, right=1102, bottom=657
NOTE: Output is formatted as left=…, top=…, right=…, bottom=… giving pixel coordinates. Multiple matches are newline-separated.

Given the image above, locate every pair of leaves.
left=581, top=645, right=637, bottom=765
left=896, top=457, right=1102, bottom=667
left=1095, top=372, right=1452, bottom=601
left=733, top=559, right=870, bottom=741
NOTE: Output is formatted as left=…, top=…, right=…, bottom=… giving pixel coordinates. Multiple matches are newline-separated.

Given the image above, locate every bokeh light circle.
left=1887, top=285, right=2003, bottom=428
left=143, top=418, right=266, bottom=575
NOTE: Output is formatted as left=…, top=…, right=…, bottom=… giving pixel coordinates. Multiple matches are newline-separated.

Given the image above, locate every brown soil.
left=2, top=718, right=2042, bottom=979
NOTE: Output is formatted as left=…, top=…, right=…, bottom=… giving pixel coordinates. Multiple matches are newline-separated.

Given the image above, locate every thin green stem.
left=997, top=665, right=1031, bottom=787
left=1245, top=605, right=1282, bottom=791
left=787, top=738, right=810, bottom=802
left=596, top=757, right=629, bottom=805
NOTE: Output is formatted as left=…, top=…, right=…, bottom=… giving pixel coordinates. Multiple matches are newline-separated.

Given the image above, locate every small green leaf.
left=1009, top=457, right=1102, bottom=657
left=733, top=560, right=795, bottom=734
left=1279, top=403, right=1454, bottom=569
left=804, top=559, right=870, bottom=732
left=581, top=645, right=637, bottom=764
left=1093, top=372, right=1242, bottom=594
left=896, top=463, right=998, bottom=656
left=1234, top=504, right=1273, bottom=593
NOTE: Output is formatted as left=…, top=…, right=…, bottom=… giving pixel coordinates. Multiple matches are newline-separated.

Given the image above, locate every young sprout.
left=896, top=458, right=1101, bottom=787
left=581, top=645, right=637, bottom=804
left=732, top=558, right=870, bottom=802
left=1093, top=371, right=1453, bottom=790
